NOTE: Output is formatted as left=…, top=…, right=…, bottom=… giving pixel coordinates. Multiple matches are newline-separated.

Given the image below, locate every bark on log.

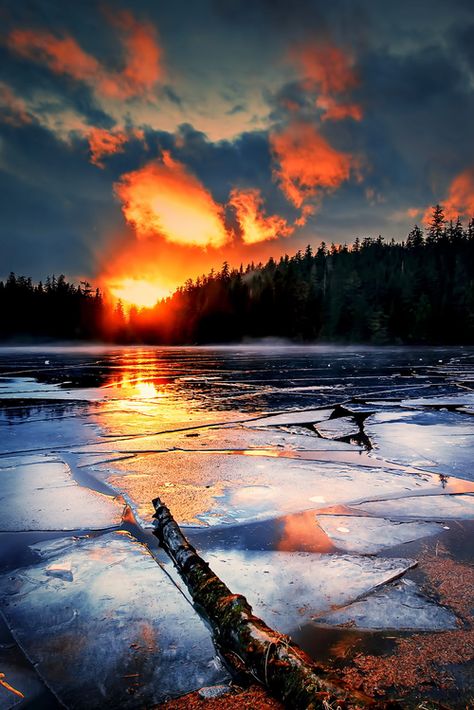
left=152, top=496, right=387, bottom=710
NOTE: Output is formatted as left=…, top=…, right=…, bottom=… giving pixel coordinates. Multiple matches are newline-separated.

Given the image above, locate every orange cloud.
left=98, top=10, right=162, bottom=100
left=315, top=96, right=362, bottom=122
left=7, top=12, right=162, bottom=101
left=421, top=168, right=474, bottom=224
left=295, top=43, right=358, bottom=95
left=443, top=168, right=474, bottom=220
left=229, top=188, right=293, bottom=244
left=7, top=29, right=99, bottom=82
left=114, top=152, right=229, bottom=248
left=0, top=81, right=31, bottom=126
left=292, top=42, right=362, bottom=122
left=270, top=121, right=356, bottom=208
left=87, top=127, right=128, bottom=167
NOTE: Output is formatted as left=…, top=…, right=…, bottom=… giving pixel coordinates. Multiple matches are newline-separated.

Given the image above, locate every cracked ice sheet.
left=98, top=452, right=455, bottom=527
left=244, top=409, right=333, bottom=427
left=365, top=409, right=474, bottom=478
left=0, top=458, right=123, bottom=531
left=0, top=416, right=101, bottom=455
left=0, top=533, right=227, bottom=708
left=315, top=417, right=360, bottom=440
left=355, top=494, right=474, bottom=519
left=201, top=549, right=414, bottom=633
left=400, top=393, right=474, bottom=408
left=315, top=578, right=457, bottom=631
left=317, top=515, right=443, bottom=554
left=0, top=454, right=55, bottom=469
left=93, top=400, right=244, bottom=436
left=0, top=376, right=104, bottom=402
left=73, top=424, right=355, bottom=459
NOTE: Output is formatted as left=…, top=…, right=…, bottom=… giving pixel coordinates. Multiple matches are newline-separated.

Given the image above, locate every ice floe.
left=203, top=549, right=415, bottom=632
left=356, top=494, right=474, bottom=519
left=315, top=578, right=457, bottom=630
left=0, top=533, right=228, bottom=708
left=317, top=515, right=443, bottom=553
left=315, top=416, right=360, bottom=440
left=0, top=459, right=123, bottom=531
left=100, top=451, right=453, bottom=526
left=365, top=409, right=474, bottom=478
left=244, top=408, right=333, bottom=427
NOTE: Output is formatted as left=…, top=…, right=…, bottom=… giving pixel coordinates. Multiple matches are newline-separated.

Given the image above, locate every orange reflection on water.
left=96, top=351, right=237, bottom=438
left=277, top=510, right=336, bottom=553
left=106, top=372, right=167, bottom=400
left=236, top=448, right=281, bottom=457
left=441, top=476, right=474, bottom=494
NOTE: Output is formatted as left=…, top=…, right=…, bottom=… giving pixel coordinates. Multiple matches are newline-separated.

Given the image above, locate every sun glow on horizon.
left=108, top=277, right=171, bottom=308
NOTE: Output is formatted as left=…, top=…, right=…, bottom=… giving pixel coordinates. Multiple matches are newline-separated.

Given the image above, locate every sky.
left=1, top=0, right=474, bottom=306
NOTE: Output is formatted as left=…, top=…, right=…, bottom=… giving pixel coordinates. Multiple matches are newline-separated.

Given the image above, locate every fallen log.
left=152, top=496, right=388, bottom=710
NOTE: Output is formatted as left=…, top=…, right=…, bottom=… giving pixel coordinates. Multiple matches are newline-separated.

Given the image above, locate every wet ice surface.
left=204, top=549, right=415, bottom=632
left=365, top=409, right=474, bottom=478
left=316, top=578, right=458, bottom=630
left=246, top=408, right=333, bottom=427
left=317, top=515, right=443, bottom=553
left=356, top=493, right=474, bottom=519
left=0, top=533, right=227, bottom=708
left=99, top=450, right=473, bottom=527
left=0, top=457, right=124, bottom=531
left=1, top=345, right=474, bottom=706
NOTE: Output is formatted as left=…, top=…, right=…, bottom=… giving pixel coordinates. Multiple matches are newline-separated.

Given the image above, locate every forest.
left=1, top=206, right=474, bottom=345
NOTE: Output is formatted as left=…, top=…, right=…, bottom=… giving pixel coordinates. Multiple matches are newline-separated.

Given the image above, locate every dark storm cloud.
left=0, top=45, right=114, bottom=129
left=354, top=40, right=474, bottom=200
left=0, top=121, right=122, bottom=279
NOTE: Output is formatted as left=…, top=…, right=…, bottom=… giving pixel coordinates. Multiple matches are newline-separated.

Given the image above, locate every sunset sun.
left=108, top=277, right=171, bottom=308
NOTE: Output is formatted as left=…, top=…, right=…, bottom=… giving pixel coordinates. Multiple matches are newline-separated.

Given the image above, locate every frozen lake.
left=0, top=345, right=473, bottom=708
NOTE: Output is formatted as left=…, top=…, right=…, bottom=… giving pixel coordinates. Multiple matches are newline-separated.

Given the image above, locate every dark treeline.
left=132, top=205, right=474, bottom=345
left=2, top=205, right=474, bottom=344
left=0, top=274, right=105, bottom=341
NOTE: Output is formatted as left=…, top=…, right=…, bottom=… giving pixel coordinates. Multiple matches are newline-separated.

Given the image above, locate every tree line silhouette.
left=0, top=274, right=105, bottom=341
left=2, top=205, right=474, bottom=344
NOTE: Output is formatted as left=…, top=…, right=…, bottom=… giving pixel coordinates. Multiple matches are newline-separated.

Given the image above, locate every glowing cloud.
left=0, top=81, right=31, bottom=126
left=270, top=121, right=356, bottom=208
left=291, top=42, right=362, bottom=122
left=421, top=168, right=474, bottom=224
left=114, top=152, right=229, bottom=248
left=99, top=10, right=163, bottom=99
left=295, top=43, right=359, bottom=95
left=7, top=12, right=162, bottom=101
left=229, top=188, right=293, bottom=244
left=7, top=29, right=99, bottom=82
left=443, top=168, right=474, bottom=220
left=87, top=128, right=128, bottom=167
left=315, top=96, right=362, bottom=122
